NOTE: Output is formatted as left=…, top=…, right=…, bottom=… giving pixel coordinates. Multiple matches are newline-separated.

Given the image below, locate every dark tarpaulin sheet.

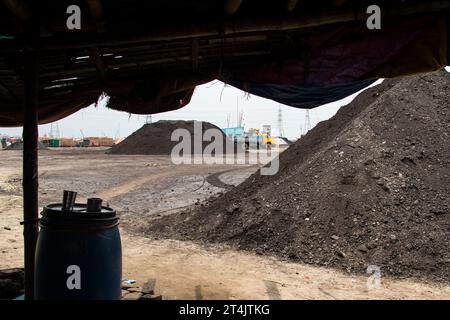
left=448, top=14, right=450, bottom=62
left=104, top=15, right=448, bottom=118
left=0, top=15, right=447, bottom=126
left=226, top=78, right=378, bottom=109
left=227, top=16, right=447, bottom=85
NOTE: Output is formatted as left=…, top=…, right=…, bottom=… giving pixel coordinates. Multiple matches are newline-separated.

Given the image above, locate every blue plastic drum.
left=34, top=203, right=121, bottom=300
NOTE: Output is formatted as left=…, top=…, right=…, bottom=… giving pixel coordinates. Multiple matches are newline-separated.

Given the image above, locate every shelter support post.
left=22, top=50, right=39, bottom=300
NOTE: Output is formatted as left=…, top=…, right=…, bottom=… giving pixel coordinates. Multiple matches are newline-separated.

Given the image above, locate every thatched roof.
left=0, top=0, right=449, bottom=126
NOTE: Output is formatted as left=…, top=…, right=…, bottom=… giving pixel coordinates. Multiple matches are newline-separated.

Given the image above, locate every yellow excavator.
left=243, top=126, right=272, bottom=149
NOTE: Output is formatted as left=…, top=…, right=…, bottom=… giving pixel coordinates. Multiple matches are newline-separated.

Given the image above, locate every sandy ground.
left=1, top=148, right=449, bottom=299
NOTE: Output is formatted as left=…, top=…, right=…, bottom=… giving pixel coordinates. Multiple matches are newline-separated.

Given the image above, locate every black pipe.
left=87, top=198, right=103, bottom=213
left=62, top=190, right=77, bottom=211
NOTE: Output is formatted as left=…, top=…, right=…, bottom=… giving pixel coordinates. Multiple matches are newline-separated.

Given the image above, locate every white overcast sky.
left=0, top=80, right=382, bottom=140
left=1, top=66, right=449, bottom=140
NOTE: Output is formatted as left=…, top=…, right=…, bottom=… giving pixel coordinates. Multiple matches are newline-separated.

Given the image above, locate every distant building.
left=221, top=127, right=245, bottom=138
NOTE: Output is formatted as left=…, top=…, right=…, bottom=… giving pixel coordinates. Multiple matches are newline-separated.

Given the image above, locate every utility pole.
left=236, top=97, right=239, bottom=127
left=49, top=122, right=60, bottom=139
left=114, top=124, right=120, bottom=140
left=303, top=109, right=311, bottom=135
left=238, top=111, right=244, bottom=127
left=277, top=105, right=285, bottom=137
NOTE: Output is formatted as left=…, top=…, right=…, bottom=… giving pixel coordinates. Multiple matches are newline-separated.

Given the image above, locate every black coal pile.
left=145, top=71, right=450, bottom=282
left=108, top=120, right=241, bottom=155
left=4, top=141, right=47, bottom=150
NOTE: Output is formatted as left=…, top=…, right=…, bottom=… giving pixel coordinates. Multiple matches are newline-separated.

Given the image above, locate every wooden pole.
left=22, top=49, right=39, bottom=300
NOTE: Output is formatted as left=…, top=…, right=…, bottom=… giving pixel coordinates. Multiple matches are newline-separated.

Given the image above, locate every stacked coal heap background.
left=146, top=71, right=450, bottom=282
left=109, top=120, right=240, bottom=155
left=3, top=141, right=47, bottom=150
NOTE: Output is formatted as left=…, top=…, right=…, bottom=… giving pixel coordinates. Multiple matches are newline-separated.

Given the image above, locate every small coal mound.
left=145, top=71, right=450, bottom=282
left=4, top=141, right=47, bottom=150
left=0, top=268, right=24, bottom=299
left=108, top=120, right=241, bottom=155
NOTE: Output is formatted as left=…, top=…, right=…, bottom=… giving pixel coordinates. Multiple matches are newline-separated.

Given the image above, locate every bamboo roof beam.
left=224, top=0, right=243, bottom=16
left=1, top=0, right=30, bottom=21
left=86, top=0, right=106, bottom=33
left=0, top=80, right=17, bottom=101
left=191, top=38, right=199, bottom=72
left=1, top=0, right=447, bottom=52
left=90, top=46, right=106, bottom=80
left=286, top=0, right=298, bottom=12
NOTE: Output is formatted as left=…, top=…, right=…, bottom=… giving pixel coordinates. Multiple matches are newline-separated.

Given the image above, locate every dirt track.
left=0, top=149, right=449, bottom=299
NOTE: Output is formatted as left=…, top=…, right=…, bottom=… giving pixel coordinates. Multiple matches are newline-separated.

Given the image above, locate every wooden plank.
left=22, top=49, right=39, bottom=301
left=86, top=0, right=106, bottom=33
left=1, top=0, right=30, bottom=20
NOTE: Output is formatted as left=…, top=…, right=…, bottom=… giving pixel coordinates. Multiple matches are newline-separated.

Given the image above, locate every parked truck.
left=224, top=126, right=273, bottom=150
